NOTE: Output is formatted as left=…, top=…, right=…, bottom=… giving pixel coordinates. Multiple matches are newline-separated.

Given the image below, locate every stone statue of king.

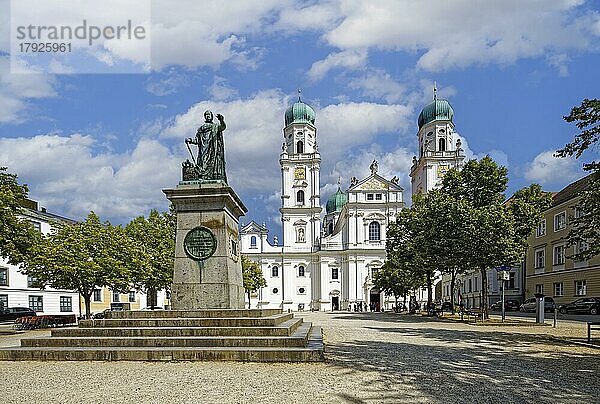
left=185, top=110, right=227, bottom=184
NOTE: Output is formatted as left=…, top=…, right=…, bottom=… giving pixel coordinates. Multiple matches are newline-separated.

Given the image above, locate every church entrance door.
left=331, top=296, right=339, bottom=311
left=369, top=289, right=381, bottom=311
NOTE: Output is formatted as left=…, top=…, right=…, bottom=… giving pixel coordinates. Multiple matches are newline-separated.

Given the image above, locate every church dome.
left=285, top=98, right=316, bottom=127
left=326, top=187, right=347, bottom=214
left=418, top=98, right=454, bottom=129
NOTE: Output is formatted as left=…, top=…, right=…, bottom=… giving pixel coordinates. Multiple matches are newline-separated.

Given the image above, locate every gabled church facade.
left=240, top=97, right=404, bottom=311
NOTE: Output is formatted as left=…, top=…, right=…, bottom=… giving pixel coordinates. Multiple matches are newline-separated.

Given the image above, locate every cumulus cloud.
left=0, top=134, right=181, bottom=223
left=306, top=0, right=600, bottom=77
left=348, top=69, right=405, bottom=103
left=524, top=150, right=584, bottom=186
left=0, top=58, right=56, bottom=123
left=307, top=49, right=368, bottom=81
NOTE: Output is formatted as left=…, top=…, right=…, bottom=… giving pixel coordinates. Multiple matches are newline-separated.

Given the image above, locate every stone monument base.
left=164, top=182, right=246, bottom=310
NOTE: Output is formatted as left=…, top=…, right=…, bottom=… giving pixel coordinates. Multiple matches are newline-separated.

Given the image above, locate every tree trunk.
left=83, top=293, right=92, bottom=319
left=480, top=267, right=489, bottom=319
left=450, top=270, right=456, bottom=314
left=426, top=271, right=433, bottom=313
left=247, top=290, right=251, bottom=309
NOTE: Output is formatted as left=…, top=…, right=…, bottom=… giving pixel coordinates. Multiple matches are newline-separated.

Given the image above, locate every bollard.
left=534, top=293, right=545, bottom=324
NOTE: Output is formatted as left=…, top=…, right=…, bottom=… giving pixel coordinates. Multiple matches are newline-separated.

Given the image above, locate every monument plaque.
left=183, top=226, right=217, bottom=261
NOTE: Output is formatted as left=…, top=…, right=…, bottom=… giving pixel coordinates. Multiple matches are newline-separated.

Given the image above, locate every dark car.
left=490, top=299, right=520, bottom=311
left=0, top=307, right=37, bottom=321
left=440, top=302, right=453, bottom=312
left=520, top=297, right=555, bottom=313
left=558, top=297, right=600, bottom=315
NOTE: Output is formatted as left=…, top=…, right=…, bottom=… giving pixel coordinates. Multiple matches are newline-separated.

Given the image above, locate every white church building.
left=240, top=96, right=405, bottom=311
left=240, top=90, right=465, bottom=311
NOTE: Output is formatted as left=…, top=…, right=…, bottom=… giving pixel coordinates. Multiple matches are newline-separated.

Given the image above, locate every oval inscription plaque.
left=183, top=226, right=217, bottom=261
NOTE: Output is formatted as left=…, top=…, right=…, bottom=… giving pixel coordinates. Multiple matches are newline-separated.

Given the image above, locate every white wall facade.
left=240, top=108, right=404, bottom=311
left=0, top=203, right=79, bottom=316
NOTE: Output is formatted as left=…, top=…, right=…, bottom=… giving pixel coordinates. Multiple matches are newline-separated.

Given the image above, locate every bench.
left=462, top=308, right=483, bottom=322
left=587, top=322, right=600, bottom=343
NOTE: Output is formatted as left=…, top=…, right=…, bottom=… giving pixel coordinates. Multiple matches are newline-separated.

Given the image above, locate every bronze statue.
left=184, top=110, right=227, bottom=183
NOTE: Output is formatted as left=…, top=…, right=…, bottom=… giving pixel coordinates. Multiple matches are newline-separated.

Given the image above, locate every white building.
left=0, top=199, right=80, bottom=316
left=240, top=97, right=404, bottom=311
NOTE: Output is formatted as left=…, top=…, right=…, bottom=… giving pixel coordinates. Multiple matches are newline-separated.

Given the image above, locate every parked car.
left=490, top=299, right=520, bottom=311
left=557, top=297, right=600, bottom=315
left=520, top=297, right=555, bottom=313
left=440, top=302, right=453, bottom=312
left=0, top=307, right=37, bottom=321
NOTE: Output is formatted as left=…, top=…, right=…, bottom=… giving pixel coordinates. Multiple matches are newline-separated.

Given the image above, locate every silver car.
left=520, top=297, right=555, bottom=312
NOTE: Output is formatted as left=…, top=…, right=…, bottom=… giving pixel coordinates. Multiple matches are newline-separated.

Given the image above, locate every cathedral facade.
left=240, top=97, right=404, bottom=311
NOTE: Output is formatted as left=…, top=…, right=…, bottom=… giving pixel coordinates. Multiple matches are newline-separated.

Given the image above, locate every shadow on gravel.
left=325, top=313, right=599, bottom=403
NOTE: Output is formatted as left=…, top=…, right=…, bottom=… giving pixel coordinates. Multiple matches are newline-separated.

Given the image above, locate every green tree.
left=374, top=258, right=422, bottom=311
left=386, top=202, right=431, bottom=309
left=0, top=167, right=37, bottom=264
left=441, top=157, right=521, bottom=318
left=125, top=210, right=175, bottom=308
left=421, top=189, right=474, bottom=313
left=241, top=255, right=266, bottom=309
left=556, top=98, right=600, bottom=260
left=23, top=212, right=139, bottom=318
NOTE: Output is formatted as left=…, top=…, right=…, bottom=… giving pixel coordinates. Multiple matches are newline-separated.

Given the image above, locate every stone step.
left=107, top=309, right=283, bottom=319
left=22, top=322, right=312, bottom=348
left=51, top=318, right=303, bottom=338
left=0, top=325, right=324, bottom=362
left=79, top=313, right=293, bottom=328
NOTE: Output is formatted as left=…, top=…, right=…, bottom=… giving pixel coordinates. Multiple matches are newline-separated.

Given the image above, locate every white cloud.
left=348, top=69, right=405, bottom=103
left=524, top=150, right=584, bottom=186
left=307, top=49, right=367, bottom=81
left=0, top=134, right=181, bottom=222
left=208, top=76, right=239, bottom=101
left=317, top=102, right=412, bottom=159
left=146, top=69, right=191, bottom=96
left=316, top=0, right=599, bottom=74
left=0, top=58, right=56, bottom=123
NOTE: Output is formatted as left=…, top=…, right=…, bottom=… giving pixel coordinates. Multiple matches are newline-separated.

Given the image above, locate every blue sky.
left=1, top=0, right=599, bottom=241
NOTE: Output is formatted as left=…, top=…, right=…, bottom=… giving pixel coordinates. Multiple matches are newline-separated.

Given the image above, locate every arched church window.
left=298, top=265, right=305, bottom=277
left=271, top=266, right=279, bottom=277
left=438, top=138, right=446, bottom=151
left=250, top=236, right=257, bottom=248
left=368, top=221, right=381, bottom=241
left=297, top=190, right=305, bottom=205
left=296, top=141, right=304, bottom=153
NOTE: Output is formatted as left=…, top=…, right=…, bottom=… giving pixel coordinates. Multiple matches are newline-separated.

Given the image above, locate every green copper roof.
left=285, top=99, right=316, bottom=127
left=418, top=98, right=454, bottom=129
left=326, top=187, right=348, bottom=214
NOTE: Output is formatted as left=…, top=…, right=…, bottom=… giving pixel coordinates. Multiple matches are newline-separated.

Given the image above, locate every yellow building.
left=80, top=287, right=170, bottom=316
left=525, top=175, right=600, bottom=305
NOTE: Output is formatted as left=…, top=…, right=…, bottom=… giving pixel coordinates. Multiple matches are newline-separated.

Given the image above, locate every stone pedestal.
left=163, top=182, right=247, bottom=310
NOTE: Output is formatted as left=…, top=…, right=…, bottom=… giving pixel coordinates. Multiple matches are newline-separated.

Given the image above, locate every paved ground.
left=0, top=311, right=598, bottom=403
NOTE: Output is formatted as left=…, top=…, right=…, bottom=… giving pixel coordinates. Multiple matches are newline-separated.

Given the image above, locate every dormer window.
left=250, top=236, right=257, bottom=249
left=296, top=141, right=304, bottom=153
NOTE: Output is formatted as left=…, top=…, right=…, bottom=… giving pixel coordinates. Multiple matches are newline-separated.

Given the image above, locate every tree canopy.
left=0, top=167, right=37, bottom=264
left=556, top=98, right=600, bottom=260
left=23, top=212, right=140, bottom=318
left=241, top=255, right=266, bottom=309
left=125, top=209, right=175, bottom=303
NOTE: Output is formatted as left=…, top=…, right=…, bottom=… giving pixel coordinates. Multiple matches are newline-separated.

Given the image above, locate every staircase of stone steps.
left=0, top=309, right=324, bottom=362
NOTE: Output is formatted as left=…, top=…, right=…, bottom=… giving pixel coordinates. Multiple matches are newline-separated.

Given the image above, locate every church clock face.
left=437, top=164, right=449, bottom=178
left=294, top=167, right=306, bottom=180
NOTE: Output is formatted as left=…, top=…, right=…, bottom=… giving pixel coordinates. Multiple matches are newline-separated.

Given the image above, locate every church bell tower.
left=280, top=93, right=322, bottom=252
left=410, top=84, right=465, bottom=196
